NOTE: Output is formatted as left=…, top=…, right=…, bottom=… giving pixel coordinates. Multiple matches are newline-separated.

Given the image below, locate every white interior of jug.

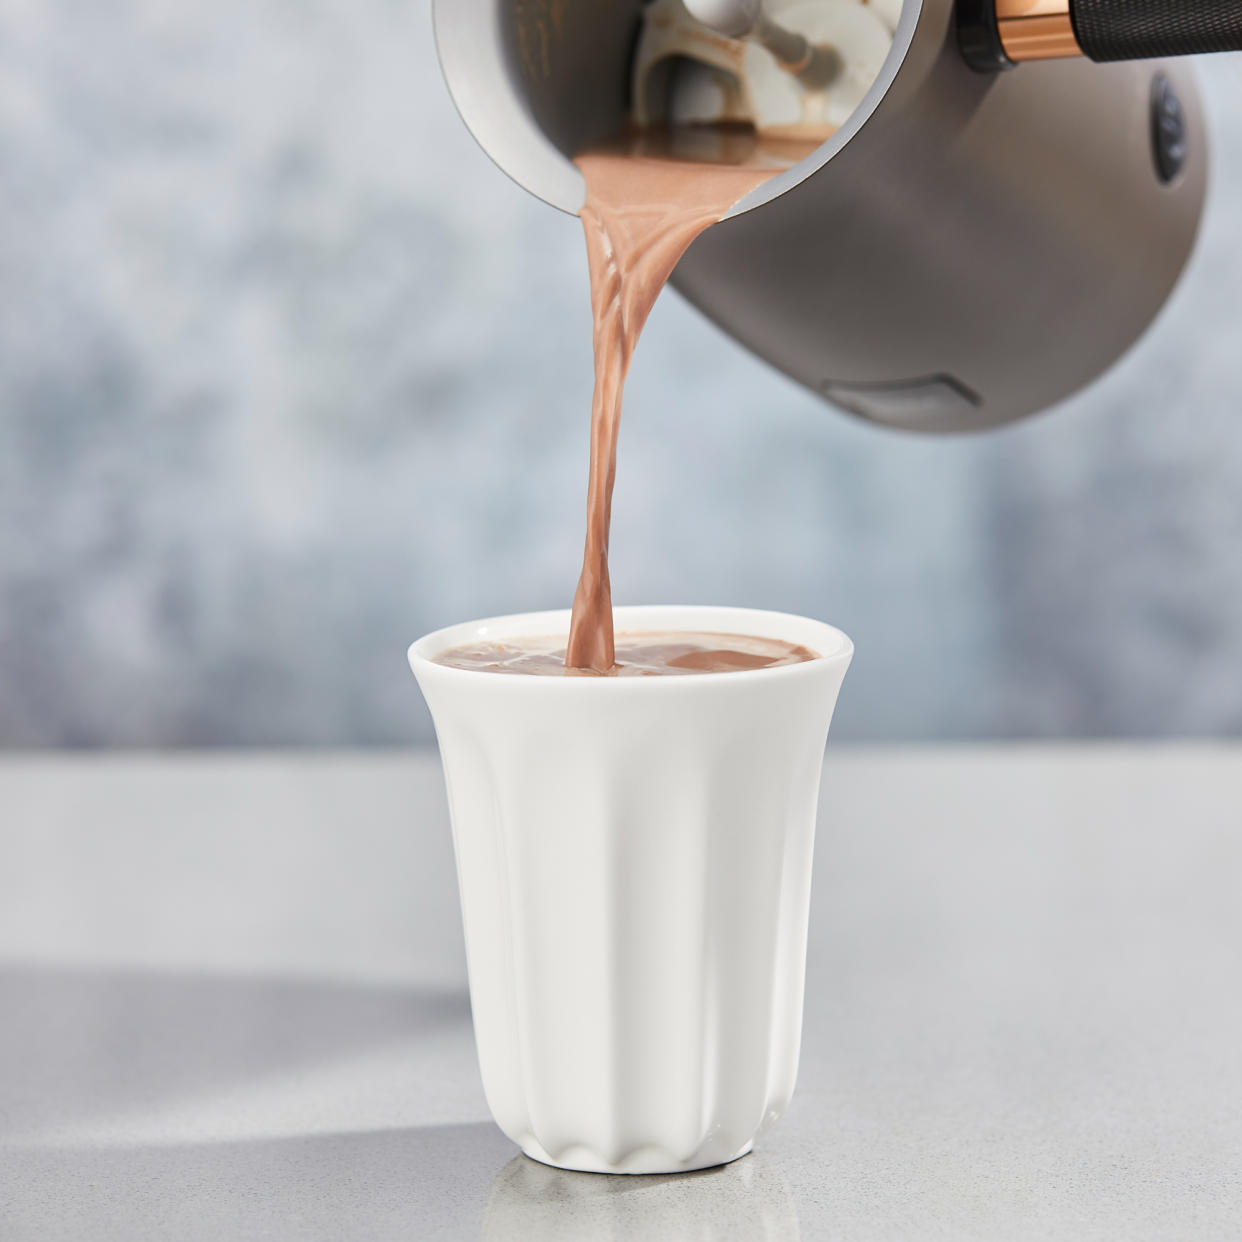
left=635, top=0, right=901, bottom=137
left=433, top=0, right=922, bottom=216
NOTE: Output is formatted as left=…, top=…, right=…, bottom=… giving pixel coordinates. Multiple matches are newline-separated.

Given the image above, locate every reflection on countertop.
left=481, top=1153, right=800, bottom=1242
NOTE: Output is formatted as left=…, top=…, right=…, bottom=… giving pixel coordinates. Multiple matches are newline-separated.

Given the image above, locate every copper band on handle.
left=996, top=0, right=1083, bottom=60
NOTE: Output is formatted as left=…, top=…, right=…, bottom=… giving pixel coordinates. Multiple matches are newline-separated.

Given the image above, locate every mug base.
left=517, top=1139, right=755, bottom=1176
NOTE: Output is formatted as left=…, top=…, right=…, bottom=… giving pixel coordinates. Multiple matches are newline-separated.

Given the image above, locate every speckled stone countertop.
left=2, top=747, right=1241, bottom=1239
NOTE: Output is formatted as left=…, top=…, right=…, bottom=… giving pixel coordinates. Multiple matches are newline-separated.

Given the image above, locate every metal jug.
left=434, top=0, right=1240, bottom=431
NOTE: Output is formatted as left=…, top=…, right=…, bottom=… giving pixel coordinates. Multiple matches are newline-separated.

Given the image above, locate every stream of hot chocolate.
left=564, top=130, right=817, bottom=671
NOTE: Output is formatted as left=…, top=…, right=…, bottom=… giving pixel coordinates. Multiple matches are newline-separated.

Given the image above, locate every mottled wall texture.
left=1, top=4, right=1240, bottom=746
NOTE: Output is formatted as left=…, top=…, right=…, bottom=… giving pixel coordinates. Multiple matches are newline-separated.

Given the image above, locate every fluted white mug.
left=409, top=605, right=852, bottom=1175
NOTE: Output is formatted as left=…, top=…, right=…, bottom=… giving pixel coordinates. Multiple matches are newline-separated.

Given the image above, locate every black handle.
left=1073, top=0, right=1242, bottom=61
left=959, top=0, right=1242, bottom=71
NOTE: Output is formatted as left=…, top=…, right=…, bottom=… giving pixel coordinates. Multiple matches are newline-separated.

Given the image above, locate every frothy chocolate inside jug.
left=436, top=631, right=818, bottom=677
left=564, top=130, right=818, bottom=673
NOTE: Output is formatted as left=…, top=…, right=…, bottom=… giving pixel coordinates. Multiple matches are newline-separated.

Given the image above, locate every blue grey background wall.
left=0, top=4, right=1240, bottom=746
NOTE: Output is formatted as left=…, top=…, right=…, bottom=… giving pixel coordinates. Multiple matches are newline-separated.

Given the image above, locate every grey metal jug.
left=435, top=0, right=1239, bottom=431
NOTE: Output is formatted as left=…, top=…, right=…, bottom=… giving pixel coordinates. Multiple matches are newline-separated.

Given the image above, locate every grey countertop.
left=2, top=746, right=1241, bottom=1239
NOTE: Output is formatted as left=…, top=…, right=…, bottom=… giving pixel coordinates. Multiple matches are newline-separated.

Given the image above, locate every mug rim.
left=408, top=604, right=854, bottom=688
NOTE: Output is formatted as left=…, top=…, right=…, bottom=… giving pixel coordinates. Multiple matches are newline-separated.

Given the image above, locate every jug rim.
left=433, top=0, right=926, bottom=217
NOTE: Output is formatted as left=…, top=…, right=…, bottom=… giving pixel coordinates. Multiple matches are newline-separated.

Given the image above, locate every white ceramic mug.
left=409, top=605, right=852, bottom=1174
